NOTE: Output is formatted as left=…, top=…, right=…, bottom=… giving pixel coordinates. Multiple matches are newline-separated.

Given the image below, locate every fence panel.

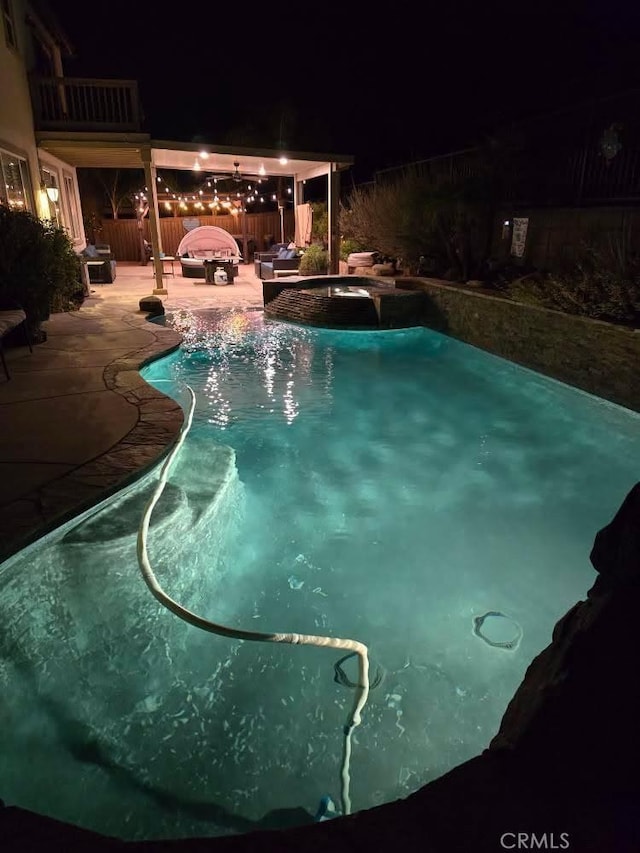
left=97, top=212, right=295, bottom=261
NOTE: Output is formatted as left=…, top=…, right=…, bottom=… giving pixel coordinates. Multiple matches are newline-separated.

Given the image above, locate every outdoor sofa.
left=255, top=245, right=301, bottom=279
left=176, top=226, right=242, bottom=279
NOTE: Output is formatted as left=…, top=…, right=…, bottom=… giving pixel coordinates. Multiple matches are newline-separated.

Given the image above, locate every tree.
left=93, top=168, right=144, bottom=219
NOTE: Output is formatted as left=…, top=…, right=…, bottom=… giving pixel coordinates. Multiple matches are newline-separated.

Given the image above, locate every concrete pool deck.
left=0, top=262, right=265, bottom=564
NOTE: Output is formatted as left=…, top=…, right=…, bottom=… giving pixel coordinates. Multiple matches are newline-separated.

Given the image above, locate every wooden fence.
left=98, top=211, right=295, bottom=261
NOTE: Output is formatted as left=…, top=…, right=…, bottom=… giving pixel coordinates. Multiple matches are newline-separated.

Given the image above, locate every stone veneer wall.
left=401, top=277, right=640, bottom=413
left=264, top=281, right=427, bottom=329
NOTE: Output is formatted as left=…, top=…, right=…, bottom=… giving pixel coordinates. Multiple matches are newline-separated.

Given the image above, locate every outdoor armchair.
left=79, top=243, right=117, bottom=283
left=259, top=257, right=301, bottom=280
left=255, top=245, right=301, bottom=279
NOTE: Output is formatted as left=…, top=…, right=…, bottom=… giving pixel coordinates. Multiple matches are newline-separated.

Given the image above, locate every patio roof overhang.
left=35, top=133, right=353, bottom=181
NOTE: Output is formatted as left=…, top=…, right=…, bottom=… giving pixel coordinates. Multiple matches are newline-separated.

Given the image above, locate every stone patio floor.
left=0, top=262, right=267, bottom=564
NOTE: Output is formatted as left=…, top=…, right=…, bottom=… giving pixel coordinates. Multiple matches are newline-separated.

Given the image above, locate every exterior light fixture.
left=259, top=165, right=266, bottom=176
left=279, top=156, right=288, bottom=165
left=40, top=179, right=58, bottom=203
left=199, top=150, right=209, bottom=159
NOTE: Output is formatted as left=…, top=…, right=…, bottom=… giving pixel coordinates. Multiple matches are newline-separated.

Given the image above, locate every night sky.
left=54, top=0, right=640, bottom=183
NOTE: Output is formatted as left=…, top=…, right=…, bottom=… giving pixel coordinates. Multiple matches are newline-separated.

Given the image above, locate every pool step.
left=61, top=480, right=189, bottom=547
left=60, top=443, right=240, bottom=549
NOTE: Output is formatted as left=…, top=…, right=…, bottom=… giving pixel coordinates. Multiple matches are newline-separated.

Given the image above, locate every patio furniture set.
left=80, top=228, right=303, bottom=286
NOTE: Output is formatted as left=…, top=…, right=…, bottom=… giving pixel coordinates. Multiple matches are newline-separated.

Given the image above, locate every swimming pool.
left=0, top=308, right=638, bottom=841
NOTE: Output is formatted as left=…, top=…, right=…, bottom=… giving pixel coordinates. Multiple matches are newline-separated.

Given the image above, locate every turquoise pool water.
left=0, top=308, right=638, bottom=841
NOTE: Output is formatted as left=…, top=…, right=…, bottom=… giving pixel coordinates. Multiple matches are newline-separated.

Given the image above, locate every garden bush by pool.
left=0, top=308, right=638, bottom=842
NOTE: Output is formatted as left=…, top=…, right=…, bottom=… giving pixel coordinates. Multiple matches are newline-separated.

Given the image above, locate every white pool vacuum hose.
left=136, top=385, right=371, bottom=816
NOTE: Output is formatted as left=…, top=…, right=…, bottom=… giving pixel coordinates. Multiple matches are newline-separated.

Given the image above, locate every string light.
left=136, top=170, right=294, bottom=216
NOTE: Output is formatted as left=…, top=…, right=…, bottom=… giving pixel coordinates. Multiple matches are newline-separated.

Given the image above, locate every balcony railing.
left=30, top=76, right=142, bottom=132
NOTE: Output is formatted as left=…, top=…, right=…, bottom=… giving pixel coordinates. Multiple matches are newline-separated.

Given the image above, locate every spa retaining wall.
left=401, top=277, right=640, bottom=414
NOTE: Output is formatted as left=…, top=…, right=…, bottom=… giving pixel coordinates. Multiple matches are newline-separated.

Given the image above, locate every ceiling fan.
left=207, top=161, right=264, bottom=185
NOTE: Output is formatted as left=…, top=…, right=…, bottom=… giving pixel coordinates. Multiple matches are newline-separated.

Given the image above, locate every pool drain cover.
left=473, top=611, right=522, bottom=651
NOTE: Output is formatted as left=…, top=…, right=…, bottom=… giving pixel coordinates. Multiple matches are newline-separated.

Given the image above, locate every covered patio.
left=36, top=134, right=354, bottom=296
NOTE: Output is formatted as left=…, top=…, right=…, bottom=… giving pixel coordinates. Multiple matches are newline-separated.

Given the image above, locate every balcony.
left=30, top=76, right=142, bottom=133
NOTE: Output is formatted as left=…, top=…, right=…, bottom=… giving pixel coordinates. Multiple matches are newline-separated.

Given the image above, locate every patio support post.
left=328, top=162, right=340, bottom=274
left=141, top=147, right=166, bottom=295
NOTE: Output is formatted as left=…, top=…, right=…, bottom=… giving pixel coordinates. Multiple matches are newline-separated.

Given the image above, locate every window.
left=0, top=150, right=31, bottom=211
left=1, top=0, right=17, bottom=50
left=64, top=173, right=81, bottom=240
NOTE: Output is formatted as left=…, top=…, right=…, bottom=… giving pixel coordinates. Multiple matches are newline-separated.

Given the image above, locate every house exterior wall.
left=0, top=0, right=42, bottom=213
left=0, top=0, right=85, bottom=244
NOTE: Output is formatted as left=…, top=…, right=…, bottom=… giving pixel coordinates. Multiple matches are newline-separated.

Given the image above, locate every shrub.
left=340, top=165, right=493, bottom=279
left=506, top=231, right=640, bottom=324
left=339, top=237, right=365, bottom=261
left=299, top=244, right=329, bottom=275
left=309, top=202, right=328, bottom=247
left=0, top=206, right=82, bottom=331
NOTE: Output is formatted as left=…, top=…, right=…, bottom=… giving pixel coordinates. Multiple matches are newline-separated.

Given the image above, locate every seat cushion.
left=0, top=309, right=27, bottom=335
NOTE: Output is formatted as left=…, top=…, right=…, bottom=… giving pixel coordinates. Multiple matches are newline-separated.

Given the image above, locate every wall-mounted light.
left=40, top=180, right=59, bottom=203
